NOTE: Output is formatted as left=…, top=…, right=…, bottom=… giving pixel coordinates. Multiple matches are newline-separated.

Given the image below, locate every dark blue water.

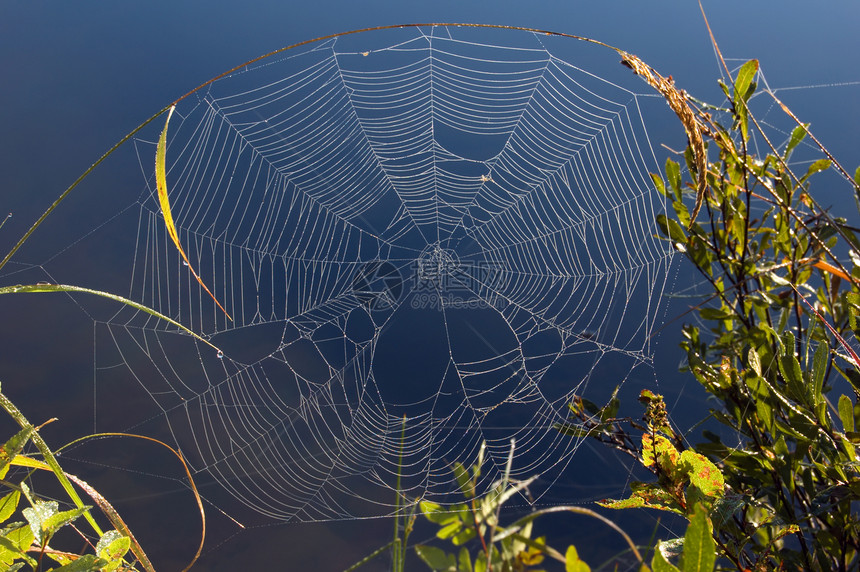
left=1, top=4, right=858, bottom=571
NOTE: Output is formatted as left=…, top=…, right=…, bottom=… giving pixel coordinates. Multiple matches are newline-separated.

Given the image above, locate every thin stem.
left=0, top=106, right=171, bottom=273
left=392, top=415, right=407, bottom=572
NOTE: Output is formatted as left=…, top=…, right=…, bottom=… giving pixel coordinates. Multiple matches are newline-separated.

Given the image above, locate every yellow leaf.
left=156, top=106, right=232, bottom=320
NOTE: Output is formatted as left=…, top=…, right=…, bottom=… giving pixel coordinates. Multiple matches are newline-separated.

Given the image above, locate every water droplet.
left=182, top=260, right=189, bottom=266
left=217, top=350, right=224, bottom=359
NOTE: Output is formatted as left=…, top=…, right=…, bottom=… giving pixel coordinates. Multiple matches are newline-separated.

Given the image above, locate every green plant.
left=0, top=388, right=142, bottom=571
left=557, top=391, right=723, bottom=572
left=658, top=52, right=860, bottom=569
left=0, top=77, right=211, bottom=572
left=558, top=39, right=860, bottom=569
left=414, top=442, right=644, bottom=572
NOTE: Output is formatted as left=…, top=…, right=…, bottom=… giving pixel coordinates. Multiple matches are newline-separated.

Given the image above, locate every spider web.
left=37, top=26, right=685, bottom=525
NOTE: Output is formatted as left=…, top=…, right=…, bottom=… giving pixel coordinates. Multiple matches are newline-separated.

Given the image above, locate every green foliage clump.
left=414, top=444, right=607, bottom=572
left=657, top=59, right=860, bottom=570
left=585, top=55, right=860, bottom=570
left=534, top=55, right=860, bottom=571
left=0, top=391, right=139, bottom=571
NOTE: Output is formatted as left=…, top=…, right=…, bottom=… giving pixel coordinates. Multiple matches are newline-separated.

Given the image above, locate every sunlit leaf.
left=679, top=451, right=724, bottom=498
left=0, top=491, right=19, bottom=524
left=42, top=506, right=90, bottom=536
left=5, top=524, right=34, bottom=552
left=23, top=500, right=58, bottom=545
left=458, top=547, right=472, bottom=572
left=733, top=60, right=759, bottom=104
left=599, top=482, right=684, bottom=514
left=97, top=530, right=131, bottom=571
left=679, top=504, right=715, bottom=572
left=785, top=124, right=808, bottom=158
left=420, top=501, right=462, bottom=526
left=452, top=462, right=472, bottom=498
left=803, top=159, right=832, bottom=181
left=53, top=554, right=108, bottom=572
left=747, top=347, right=762, bottom=377
left=565, top=545, right=591, bottom=572
left=0, top=427, right=32, bottom=479
left=415, top=545, right=456, bottom=571
left=642, top=434, right=680, bottom=472
left=651, top=173, right=668, bottom=196
left=839, top=395, right=855, bottom=433
left=652, top=543, right=681, bottom=572
left=779, top=352, right=806, bottom=403
left=657, top=214, right=687, bottom=244
left=666, top=158, right=682, bottom=200
left=732, top=60, right=758, bottom=141
left=156, top=106, right=232, bottom=320
left=811, top=343, right=828, bottom=398
left=437, top=520, right=463, bottom=540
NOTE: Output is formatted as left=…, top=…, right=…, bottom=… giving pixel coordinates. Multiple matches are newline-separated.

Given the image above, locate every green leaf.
left=679, top=451, right=724, bottom=498
left=415, top=545, right=456, bottom=571
left=437, top=520, right=464, bottom=540
left=733, top=60, right=759, bottom=105
left=839, top=395, right=855, bottom=433
left=642, top=434, right=680, bottom=472
left=53, top=554, right=109, bottom=572
left=42, top=506, right=90, bottom=536
left=97, top=530, right=130, bottom=569
left=652, top=545, right=681, bottom=572
left=565, top=545, right=591, bottom=572
left=0, top=491, right=20, bottom=524
left=785, top=124, right=808, bottom=158
left=597, top=495, right=646, bottom=510
left=811, top=343, right=828, bottom=398
left=420, top=501, right=464, bottom=527
left=0, top=284, right=220, bottom=353
left=679, top=504, right=715, bottom=572
left=5, top=525, right=34, bottom=552
left=458, top=547, right=472, bottom=572
left=732, top=60, right=758, bottom=141
left=0, top=427, right=32, bottom=480
left=474, top=553, right=487, bottom=572
left=666, top=159, right=682, bottom=200
left=23, top=500, right=58, bottom=545
left=804, top=159, right=832, bottom=181
left=0, top=535, right=26, bottom=564
left=651, top=173, right=668, bottom=196
left=599, top=482, right=684, bottom=514
left=779, top=353, right=806, bottom=403
left=748, top=347, right=762, bottom=377
left=452, top=463, right=472, bottom=498
left=600, top=387, right=620, bottom=421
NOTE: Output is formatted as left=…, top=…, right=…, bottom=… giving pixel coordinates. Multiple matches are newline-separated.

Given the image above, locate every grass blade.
left=0, top=283, right=221, bottom=353
left=156, top=106, right=232, bottom=320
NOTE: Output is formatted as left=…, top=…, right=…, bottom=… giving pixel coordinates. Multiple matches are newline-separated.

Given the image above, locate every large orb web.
left=65, top=26, right=680, bottom=524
